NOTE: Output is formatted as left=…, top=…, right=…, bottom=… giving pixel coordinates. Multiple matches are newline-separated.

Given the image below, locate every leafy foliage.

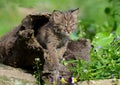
left=33, top=58, right=43, bottom=85
left=69, top=35, right=120, bottom=81
left=68, top=0, right=120, bottom=81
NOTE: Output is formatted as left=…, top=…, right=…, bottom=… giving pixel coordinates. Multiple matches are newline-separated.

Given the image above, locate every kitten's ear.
left=71, top=8, right=79, bottom=18
left=52, top=10, right=63, bottom=23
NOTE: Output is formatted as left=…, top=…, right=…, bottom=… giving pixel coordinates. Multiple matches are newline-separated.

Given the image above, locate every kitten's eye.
left=60, top=23, right=67, bottom=28
left=57, top=29, right=61, bottom=32
left=72, top=23, right=77, bottom=25
left=64, top=23, right=68, bottom=27
left=64, top=25, right=67, bottom=28
left=71, top=23, right=77, bottom=27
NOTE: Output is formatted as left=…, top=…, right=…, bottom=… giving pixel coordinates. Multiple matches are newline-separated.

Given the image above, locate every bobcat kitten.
left=36, top=8, right=79, bottom=71
left=37, top=9, right=79, bottom=84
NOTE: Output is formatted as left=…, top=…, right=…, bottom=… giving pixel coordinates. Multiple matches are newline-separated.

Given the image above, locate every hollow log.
left=0, top=12, right=91, bottom=84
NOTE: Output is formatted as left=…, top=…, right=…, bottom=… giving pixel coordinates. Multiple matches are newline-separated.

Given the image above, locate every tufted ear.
left=71, top=8, right=79, bottom=18
left=52, top=10, right=63, bottom=24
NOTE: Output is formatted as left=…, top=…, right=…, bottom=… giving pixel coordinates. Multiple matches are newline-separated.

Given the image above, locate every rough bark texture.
left=0, top=13, right=51, bottom=69
left=0, top=13, right=91, bottom=84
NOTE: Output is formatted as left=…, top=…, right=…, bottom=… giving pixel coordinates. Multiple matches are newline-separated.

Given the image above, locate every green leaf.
left=104, top=7, right=111, bottom=15
left=116, top=25, right=120, bottom=36
left=92, top=32, right=114, bottom=48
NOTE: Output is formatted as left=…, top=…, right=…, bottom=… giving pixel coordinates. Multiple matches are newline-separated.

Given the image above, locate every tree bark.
left=0, top=13, right=50, bottom=69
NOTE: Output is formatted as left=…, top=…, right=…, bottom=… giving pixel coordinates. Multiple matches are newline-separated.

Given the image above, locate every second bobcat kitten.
left=37, top=8, right=79, bottom=70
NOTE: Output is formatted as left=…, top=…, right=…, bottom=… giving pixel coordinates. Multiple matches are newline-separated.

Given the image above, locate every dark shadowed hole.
left=30, top=15, right=50, bottom=36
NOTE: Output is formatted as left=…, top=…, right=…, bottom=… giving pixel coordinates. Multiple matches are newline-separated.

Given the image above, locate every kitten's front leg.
left=56, top=46, right=66, bottom=60
left=46, top=42, right=60, bottom=66
left=57, top=38, right=69, bottom=48
left=56, top=40, right=69, bottom=60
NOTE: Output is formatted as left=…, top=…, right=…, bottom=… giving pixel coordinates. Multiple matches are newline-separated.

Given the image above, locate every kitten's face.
left=52, top=8, right=79, bottom=36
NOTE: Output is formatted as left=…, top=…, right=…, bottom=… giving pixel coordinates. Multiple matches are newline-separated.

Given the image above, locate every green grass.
left=71, top=33, right=120, bottom=81
left=0, top=1, right=23, bottom=36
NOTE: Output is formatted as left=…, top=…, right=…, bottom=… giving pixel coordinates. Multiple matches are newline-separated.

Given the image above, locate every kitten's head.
left=51, top=8, right=79, bottom=36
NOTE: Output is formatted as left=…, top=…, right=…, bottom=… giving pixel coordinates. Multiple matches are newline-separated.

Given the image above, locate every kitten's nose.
left=67, top=28, right=71, bottom=33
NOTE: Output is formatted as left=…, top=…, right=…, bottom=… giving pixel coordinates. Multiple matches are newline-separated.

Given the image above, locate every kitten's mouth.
left=66, top=31, right=72, bottom=36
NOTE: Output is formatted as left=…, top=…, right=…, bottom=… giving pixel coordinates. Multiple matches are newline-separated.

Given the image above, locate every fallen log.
left=0, top=12, right=91, bottom=84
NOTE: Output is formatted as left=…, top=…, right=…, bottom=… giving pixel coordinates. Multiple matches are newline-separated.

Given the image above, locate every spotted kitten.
left=37, top=8, right=79, bottom=84
left=36, top=8, right=79, bottom=71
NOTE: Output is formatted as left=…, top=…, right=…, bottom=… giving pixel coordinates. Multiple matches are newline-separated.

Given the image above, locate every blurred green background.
left=0, top=0, right=118, bottom=39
